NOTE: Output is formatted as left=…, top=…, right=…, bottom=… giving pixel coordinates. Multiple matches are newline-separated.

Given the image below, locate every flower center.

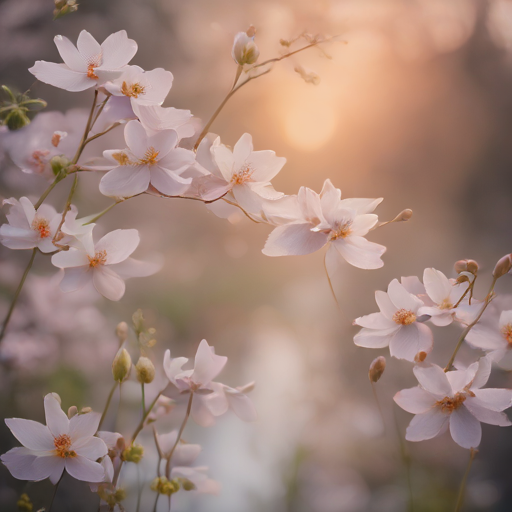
left=439, top=298, right=453, bottom=310
left=329, top=221, right=353, bottom=241
left=436, top=392, right=469, bottom=413
left=121, top=81, right=146, bottom=98
left=87, top=64, right=99, bottom=80
left=31, top=216, right=51, bottom=238
left=392, top=309, right=416, bottom=325
left=502, top=324, right=512, bottom=345
left=231, top=166, right=253, bottom=185
left=139, top=147, right=159, bottom=165
left=54, top=434, right=77, bottom=458
left=112, top=152, right=131, bottom=166
left=31, top=150, right=50, bottom=173
left=88, top=250, right=107, bottom=268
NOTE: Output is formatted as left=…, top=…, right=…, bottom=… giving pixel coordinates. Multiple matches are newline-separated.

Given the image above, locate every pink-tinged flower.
left=156, top=431, right=219, bottom=494
left=93, top=431, right=124, bottom=490
left=163, top=339, right=228, bottom=395
left=1, top=393, right=107, bottom=483
left=466, top=310, right=512, bottom=370
left=394, top=358, right=512, bottom=449
left=2, top=110, right=87, bottom=179
left=98, top=121, right=195, bottom=199
left=104, top=66, right=173, bottom=107
left=29, top=30, right=137, bottom=92
left=417, top=268, right=470, bottom=326
left=354, top=278, right=433, bottom=362
left=51, top=228, right=159, bottom=301
left=263, top=179, right=386, bottom=269
left=133, top=103, right=197, bottom=140
left=209, top=133, right=286, bottom=213
left=204, top=381, right=258, bottom=422
left=0, top=197, right=61, bottom=253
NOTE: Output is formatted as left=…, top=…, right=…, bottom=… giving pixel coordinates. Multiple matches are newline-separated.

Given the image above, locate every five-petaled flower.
left=1, top=393, right=107, bottom=483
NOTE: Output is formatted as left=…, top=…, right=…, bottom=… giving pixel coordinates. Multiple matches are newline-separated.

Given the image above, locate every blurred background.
left=1, top=0, right=512, bottom=510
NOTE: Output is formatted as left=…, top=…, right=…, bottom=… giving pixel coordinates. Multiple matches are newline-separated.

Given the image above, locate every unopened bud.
left=135, top=357, right=155, bottom=384
left=122, top=443, right=144, bottom=463
left=232, top=31, right=260, bottom=65
left=17, top=493, right=33, bottom=512
left=116, top=321, right=129, bottom=343
left=493, top=254, right=512, bottom=279
left=50, top=155, right=70, bottom=177
left=80, top=407, right=92, bottom=414
left=151, top=476, right=180, bottom=496
left=132, top=309, right=145, bottom=333
left=414, top=351, right=427, bottom=363
left=454, top=259, right=479, bottom=275
left=112, top=348, right=132, bottom=382
left=4, top=109, right=30, bottom=130
left=67, top=406, right=78, bottom=419
left=53, top=0, right=78, bottom=20
left=368, top=356, right=386, bottom=383
left=179, top=478, right=196, bottom=491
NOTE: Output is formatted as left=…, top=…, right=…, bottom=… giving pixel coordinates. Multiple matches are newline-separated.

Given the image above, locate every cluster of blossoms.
left=2, top=312, right=256, bottom=509
left=356, top=258, right=512, bottom=450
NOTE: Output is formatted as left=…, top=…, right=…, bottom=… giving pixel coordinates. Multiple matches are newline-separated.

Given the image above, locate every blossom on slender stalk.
left=132, top=103, right=197, bottom=140
left=1, top=393, right=107, bottom=483
left=92, top=431, right=125, bottom=490
left=232, top=31, right=260, bottom=65
left=263, top=179, right=386, bottom=269
left=354, top=278, right=433, bottom=362
left=202, top=381, right=258, bottom=422
left=97, top=121, right=195, bottom=199
left=104, top=65, right=173, bottom=107
left=156, top=430, right=220, bottom=494
left=29, top=30, right=137, bottom=92
left=417, top=268, right=470, bottom=326
left=394, top=358, right=512, bottom=448
left=209, top=133, right=286, bottom=213
left=466, top=310, right=512, bottom=369
left=51, top=228, right=159, bottom=301
left=0, top=197, right=62, bottom=252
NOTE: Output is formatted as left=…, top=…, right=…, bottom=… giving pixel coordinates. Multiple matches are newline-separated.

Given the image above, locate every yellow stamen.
left=87, top=64, right=99, bottom=80
left=329, top=221, right=352, bottom=241
left=121, top=81, right=146, bottom=98
left=392, top=309, right=416, bottom=325
left=231, top=166, right=253, bottom=185
left=54, top=434, right=77, bottom=458
left=31, top=217, right=51, bottom=239
left=88, top=250, right=107, bottom=268
left=112, top=152, right=130, bottom=165
left=436, top=391, right=471, bottom=413
left=502, top=324, right=512, bottom=345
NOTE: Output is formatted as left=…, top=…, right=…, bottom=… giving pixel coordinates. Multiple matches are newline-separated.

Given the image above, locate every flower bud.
left=53, top=0, right=78, bottom=20
left=135, top=356, right=155, bottom=384
left=116, top=321, right=129, bottom=343
left=493, top=254, right=512, bottom=279
left=179, top=478, right=196, bottom=491
left=4, top=109, right=30, bottom=130
left=112, top=348, right=132, bottom=382
left=122, top=443, right=144, bottom=463
left=50, top=155, right=70, bottom=177
left=232, top=29, right=260, bottom=65
left=151, top=476, right=180, bottom=496
left=454, top=259, right=479, bottom=275
left=67, top=406, right=78, bottom=419
left=17, top=493, right=33, bottom=512
left=368, top=356, right=386, bottom=383
left=80, top=407, right=92, bottom=414
left=132, top=309, right=145, bottom=333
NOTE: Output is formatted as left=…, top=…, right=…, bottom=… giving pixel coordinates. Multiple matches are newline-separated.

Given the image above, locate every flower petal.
left=65, top=455, right=105, bottom=482
left=464, top=399, right=512, bottom=426
left=394, top=387, right=437, bottom=414
left=72, top=436, right=108, bottom=460
left=95, top=229, right=140, bottom=264
left=100, top=30, right=138, bottom=70
left=413, top=364, right=452, bottom=397
left=405, top=408, right=449, bottom=442
left=262, top=223, right=327, bottom=257
left=389, top=323, right=433, bottom=362
left=331, top=236, right=386, bottom=270
left=246, top=150, right=286, bottom=182
left=5, top=419, right=54, bottom=451
left=423, top=268, right=452, bottom=305
left=99, top=165, right=151, bottom=199
left=92, top=266, right=126, bottom=301
left=388, top=279, right=423, bottom=312
left=76, top=30, right=101, bottom=64
left=191, top=339, right=227, bottom=387
left=58, top=267, right=92, bottom=293
left=471, top=388, right=512, bottom=412
left=353, top=327, right=396, bottom=348
left=69, top=412, right=101, bottom=440
left=54, top=35, right=85, bottom=72
left=29, top=62, right=93, bottom=92
left=150, top=166, right=192, bottom=196
left=44, top=393, right=69, bottom=438
left=375, top=290, right=397, bottom=320
left=449, top=406, right=481, bottom=449
left=354, top=312, right=396, bottom=330
left=1, top=447, right=64, bottom=482
left=51, top=248, right=90, bottom=268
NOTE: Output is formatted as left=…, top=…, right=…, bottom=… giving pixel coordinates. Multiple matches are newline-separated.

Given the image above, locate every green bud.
left=122, top=443, right=144, bottom=463
left=1, top=86, right=47, bottom=130
left=17, top=494, right=33, bottom=512
left=53, top=0, right=78, bottom=20
left=50, top=155, right=70, bottom=177
left=97, top=486, right=126, bottom=507
left=179, top=478, right=196, bottom=491
left=135, top=356, right=155, bottom=384
left=112, top=348, right=132, bottom=383
left=4, top=109, right=30, bottom=130
left=151, top=476, right=180, bottom=496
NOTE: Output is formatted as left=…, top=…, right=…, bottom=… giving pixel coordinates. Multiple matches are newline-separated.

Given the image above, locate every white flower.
left=93, top=431, right=124, bottom=490
left=98, top=120, right=195, bottom=199
left=394, top=358, right=512, bottom=449
left=2, top=110, right=88, bottom=179
left=354, top=278, right=433, bottom=362
left=209, top=133, right=286, bottom=213
left=133, top=103, right=197, bottom=140
left=51, top=228, right=159, bottom=301
left=163, top=339, right=227, bottom=395
left=417, top=268, right=470, bottom=326
left=0, top=197, right=61, bottom=253
left=104, top=65, right=173, bottom=107
left=1, top=393, right=107, bottom=483
left=263, top=179, right=386, bottom=269
left=29, top=30, right=137, bottom=92
left=232, top=32, right=260, bottom=65
left=156, top=430, right=219, bottom=494
left=466, top=310, right=512, bottom=370
left=203, top=381, right=258, bottom=422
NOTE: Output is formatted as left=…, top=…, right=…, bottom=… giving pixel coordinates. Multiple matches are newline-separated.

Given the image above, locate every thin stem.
left=152, top=493, right=160, bottom=512
left=131, top=389, right=166, bottom=443
left=98, top=382, right=118, bottom=430
left=370, top=381, right=385, bottom=433
left=454, top=448, right=477, bottom=512
left=165, top=393, right=194, bottom=479
left=34, top=175, right=63, bottom=209
left=47, top=473, right=64, bottom=512
left=136, top=464, right=142, bottom=512
left=83, top=122, right=120, bottom=147
left=141, top=383, right=146, bottom=419
left=71, top=90, right=98, bottom=165
left=84, top=201, right=123, bottom=225
left=0, top=248, right=37, bottom=342
left=52, top=172, right=79, bottom=245
left=393, top=407, right=414, bottom=512
left=444, top=277, right=497, bottom=372
left=453, top=281, right=473, bottom=309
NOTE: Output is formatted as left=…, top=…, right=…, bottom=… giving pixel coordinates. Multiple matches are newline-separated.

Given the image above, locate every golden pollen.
left=112, top=152, right=130, bottom=165
left=88, top=250, right=107, bottom=268
left=31, top=217, right=51, bottom=239
left=392, top=309, right=416, bottom=325
left=54, top=434, right=77, bottom=458
left=87, top=64, right=99, bottom=80
left=329, top=221, right=352, bottom=241
left=502, top=324, right=512, bottom=345
left=139, top=147, right=159, bottom=166
left=436, top=392, right=467, bottom=413
left=231, top=166, right=253, bottom=185
left=439, top=298, right=453, bottom=310
left=121, top=81, right=146, bottom=98
left=31, top=150, right=50, bottom=173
